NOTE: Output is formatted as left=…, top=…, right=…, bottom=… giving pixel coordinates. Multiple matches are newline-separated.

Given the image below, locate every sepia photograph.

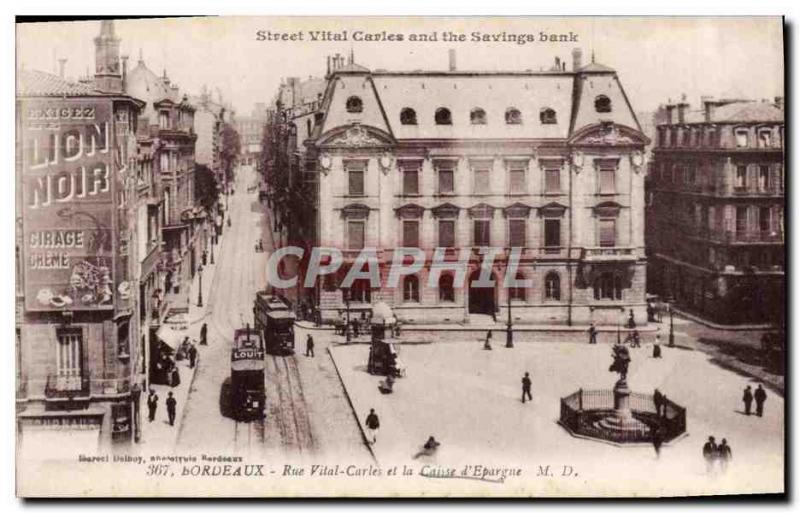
left=12, top=15, right=785, bottom=498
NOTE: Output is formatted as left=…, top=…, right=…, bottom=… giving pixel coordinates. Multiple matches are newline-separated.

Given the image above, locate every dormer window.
left=539, top=108, right=557, bottom=125
left=346, top=96, right=363, bottom=113
left=735, top=128, right=749, bottom=148
left=505, top=108, right=522, bottom=125
left=594, top=95, right=612, bottom=113
left=470, top=108, right=487, bottom=125
left=400, top=107, right=417, bottom=125
left=435, top=108, right=452, bottom=125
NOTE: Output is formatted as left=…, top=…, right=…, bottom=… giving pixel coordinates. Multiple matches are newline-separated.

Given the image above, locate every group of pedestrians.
left=702, top=436, right=733, bottom=474
left=147, top=388, right=178, bottom=426
left=364, top=407, right=441, bottom=459
left=742, top=384, right=768, bottom=417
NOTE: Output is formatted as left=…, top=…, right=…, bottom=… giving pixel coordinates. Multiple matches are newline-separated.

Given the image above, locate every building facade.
left=16, top=22, right=145, bottom=453
left=647, top=97, right=785, bottom=325
left=236, top=103, right=266, bottom=166
left=289, top=51, right=650, bottom=326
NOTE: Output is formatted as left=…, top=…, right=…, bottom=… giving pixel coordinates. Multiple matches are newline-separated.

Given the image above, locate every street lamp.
left=668, top=303, right=675, bottom=347
left=210, top=238, right=215, bottom=265
left=343, top=287, right=352, bottom=343
left=506, top=285, right=514, bottom=348
left=197, top=264, right=204, bottom=307
left=617, top=307, right=624, bottom=345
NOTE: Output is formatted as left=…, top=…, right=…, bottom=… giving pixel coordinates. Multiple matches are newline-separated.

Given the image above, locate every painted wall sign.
left=21, top=98, right=116, bottom=311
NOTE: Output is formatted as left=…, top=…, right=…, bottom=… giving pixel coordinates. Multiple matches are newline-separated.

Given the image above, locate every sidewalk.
left=138, top=233, right=224, bottom=450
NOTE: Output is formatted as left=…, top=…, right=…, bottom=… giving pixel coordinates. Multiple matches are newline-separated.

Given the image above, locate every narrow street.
left=176, top=165, right=370, bottom=464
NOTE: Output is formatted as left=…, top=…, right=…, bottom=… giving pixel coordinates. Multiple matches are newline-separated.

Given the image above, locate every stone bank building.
left=298, top=51, right=650, bottom=326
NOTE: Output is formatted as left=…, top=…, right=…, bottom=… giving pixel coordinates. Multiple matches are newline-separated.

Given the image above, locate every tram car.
left=230, top=325, right=266, bottom=420
left=253, top=292, right=296, bottom=355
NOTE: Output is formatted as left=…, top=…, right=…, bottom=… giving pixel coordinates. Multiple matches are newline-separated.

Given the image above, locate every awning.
left=156, top=323, right=188, bottom=350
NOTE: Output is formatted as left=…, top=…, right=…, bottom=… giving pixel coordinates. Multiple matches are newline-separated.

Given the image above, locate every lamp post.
left=209, top=237, right=215, bottom=264
left=617, top=307, right=623, bottom=345
left=506, top=286, right=514, bottom=348
left=131, top=382, right=141, bottom=443
left=343, top=288, right=352, bottom=343
left=197, top=264, right=204, bottom=307
left=668, top=303, right=675, bottom=347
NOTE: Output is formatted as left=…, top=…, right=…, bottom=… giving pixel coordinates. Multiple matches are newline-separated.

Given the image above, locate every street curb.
left=670, top=306, right=774, bottom=332
left=174, top=354, right=201, bottom=449
left=326, top=346, right=378, bottom=466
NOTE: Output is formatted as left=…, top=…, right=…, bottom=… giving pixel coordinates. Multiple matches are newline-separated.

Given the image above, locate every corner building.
left=304, top=51, right=649, bottom=326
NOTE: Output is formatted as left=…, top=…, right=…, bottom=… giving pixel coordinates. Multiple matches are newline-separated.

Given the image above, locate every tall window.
left=347, top=161, right=365, bottom=196
left=508, top=218, right=526, bottom=248
left=598, top=219, right=616, bottom=247
left=438, top=219, right=455, bottom=248
left=403, top=276, right=420, bottom=302
left=402, top=220, right=420, bottom=248
left=350, top=279, right=371, bottom=303
left=346, top=96, right=363, bottom=113
left=758, top=165, right=771, bottom=191
left=759, top=207, right=771, bottom=233
left=735, top=128, right=749, bottom=148
left=758, top=129, right=772, bottom=148
left=400, top=108, right=417, bottom=125
left=473, top=219, right=491, bottom=247
left=505, top=108, right=522, bottom=125
left=598, top=163, right=616, bottom=194
left=435, top=108, right=452, bottom=125
left=735, top=165, right=747, bottom=189
left=56, top=329, right=83, bottom=391
left=438, top=274, right=455, bottom=302
left=545, top=272, right=561, bottom=300
left=544, top=218, right=560, bottom=251
left=594, top=272, right=622, bottom=300
left=509, top=273, right=526, bottom=302
left=545, top=167, right=560, bottom=194
left=504, top=162, right=525, bottom=193
left=472, top=161, right=491, bottom=194
left=594, top=95, right=612, bottom=113
left=401, top=161, right=420, bottom=195
left=436, top=162, right=455, bottom=194
left=470, top=108, right=487, bottom=125
left=347, top=220, right=365, bottom=249
left=158, top=111, right=169, bottom=129
left=735, top=206, right=748, bottom=234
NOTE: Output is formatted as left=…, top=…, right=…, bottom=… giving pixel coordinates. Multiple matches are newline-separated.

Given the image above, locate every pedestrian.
left=305, top=334, right=315, bottom=357
left=702, top=436, right=717, bottom=474
left=652, top=426, right=664, bottom=459
left=521, top=372, right=532, bottom=403
left=647, top=302, right=656, bottom=323
left=653, top=388, right=664, bottom=417
left=588, top=323, right=598, bottom=344
left=653, top=335, right=662, bottom=358
left=413, top=436, right=441, bottom=459
left=754, top=384, right=767, bottom=417
left=147, top=389, right=158, bottom=422
left=365, top=408, right=380, bottom=444
left=631, top=329, right=641, bottom=348
left=742, top=385, right=753, bottom=416
left=202, top=250, right=208, bottom=266
left=200, top=323, right=208, bottom=345
left=166, top=391, right=177, bottom=426
left=627, top=309, right=636, bottom=329
left=188, top=342, right=198, bottom=369
left=717, top=438, right=732, bottom=473
left=484, top=330, right=493, bottom=350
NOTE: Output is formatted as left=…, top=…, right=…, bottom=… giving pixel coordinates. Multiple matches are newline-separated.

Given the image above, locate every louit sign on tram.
left=20, top=99, right=116, bottom=312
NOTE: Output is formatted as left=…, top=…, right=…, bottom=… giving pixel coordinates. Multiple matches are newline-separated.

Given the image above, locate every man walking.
left=702, top=436, right=717, bottom=474
left=588, top=323, right=598, bottom=344
left=483, top=330, right=493, bottom=350
left=521, top=372, right=533, bottom=404
left=147, top=389, right=158, bottom=422
left=653, top=388, right=664, bottom=418
left=188, top=342, right=198, bottom=369
left=754, top=384, right=767, bottom=417
left=365, top=408, right=380, bottom=445
left=717, top=439, right=732, bottom=473
left=742, top=385, right=753, bottom=416
left=200, top=323, right=208, bottom=346
left=166, top=391, right=177, bottom=426
left=305, top=334, right=315, bottom=357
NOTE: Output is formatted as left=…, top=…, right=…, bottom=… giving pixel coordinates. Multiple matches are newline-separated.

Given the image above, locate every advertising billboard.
left=20, top=98, right=116, bottom=311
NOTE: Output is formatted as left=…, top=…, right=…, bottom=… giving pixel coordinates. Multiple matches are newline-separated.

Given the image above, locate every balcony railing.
left=45, top=372, right=90, bottom=400
left=582, top=246, right=638, bottom=262
left=706, top=229, right=784, bottom=244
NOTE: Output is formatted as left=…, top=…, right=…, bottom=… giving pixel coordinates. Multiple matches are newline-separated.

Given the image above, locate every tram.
left=230, top=325, right=266, bottom=420
left=253, top=292, right=296, bottom=355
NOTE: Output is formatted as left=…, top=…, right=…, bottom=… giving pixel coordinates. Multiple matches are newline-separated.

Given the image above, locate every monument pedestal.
left=594, top=379, right=650, bottom=434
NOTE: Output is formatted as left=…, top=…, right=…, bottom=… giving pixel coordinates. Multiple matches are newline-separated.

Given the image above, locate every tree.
left=220, top=122, right=241, bottom=184
left=194, top=164, right=219, bottom=210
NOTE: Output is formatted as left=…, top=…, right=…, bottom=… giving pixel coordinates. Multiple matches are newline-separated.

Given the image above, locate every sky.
left=16, top=16, right=784, bottom=117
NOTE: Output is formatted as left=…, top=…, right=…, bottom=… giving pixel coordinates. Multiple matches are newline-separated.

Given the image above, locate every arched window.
left=470, top=108, right=487, bottom=125
left=593, top=271, right=622, bottom=300
left=403, top=275, right=420, bottom=302
left=594, top=95, right=612, bottom=113
left=438, top=274, right=455, bottom=302
left=346, top=96, right=363, bottom=113
left=435, top=108, right=452, bottom=125
left=349, top=279, right=371, bottom=303
left=545, top=272, right=561, bottom=300
left=505, top=108, right=522, bottom=125
left=540, top=108, right=557, bottom=125
left=509, top=272, right=527, bottom=302
left=400, top=107, right=417, bottom=125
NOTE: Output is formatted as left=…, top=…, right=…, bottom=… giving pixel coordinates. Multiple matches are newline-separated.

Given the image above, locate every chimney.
left=775, top=96, right=784, bottom=110
left=676, top=95, right=689, bottom=124
left=121, top=55, right=128, bottom=91
left=664, top=104, right=676, bottom=124
left=58, top=58, right=67, bottom=78
left=571, top=48, right=583, bottom=71
left=554, top=56, right=561, bottom=70
left=701, top=96, right=716, bottom=122
left=448, top=49, right=456, bottom=71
